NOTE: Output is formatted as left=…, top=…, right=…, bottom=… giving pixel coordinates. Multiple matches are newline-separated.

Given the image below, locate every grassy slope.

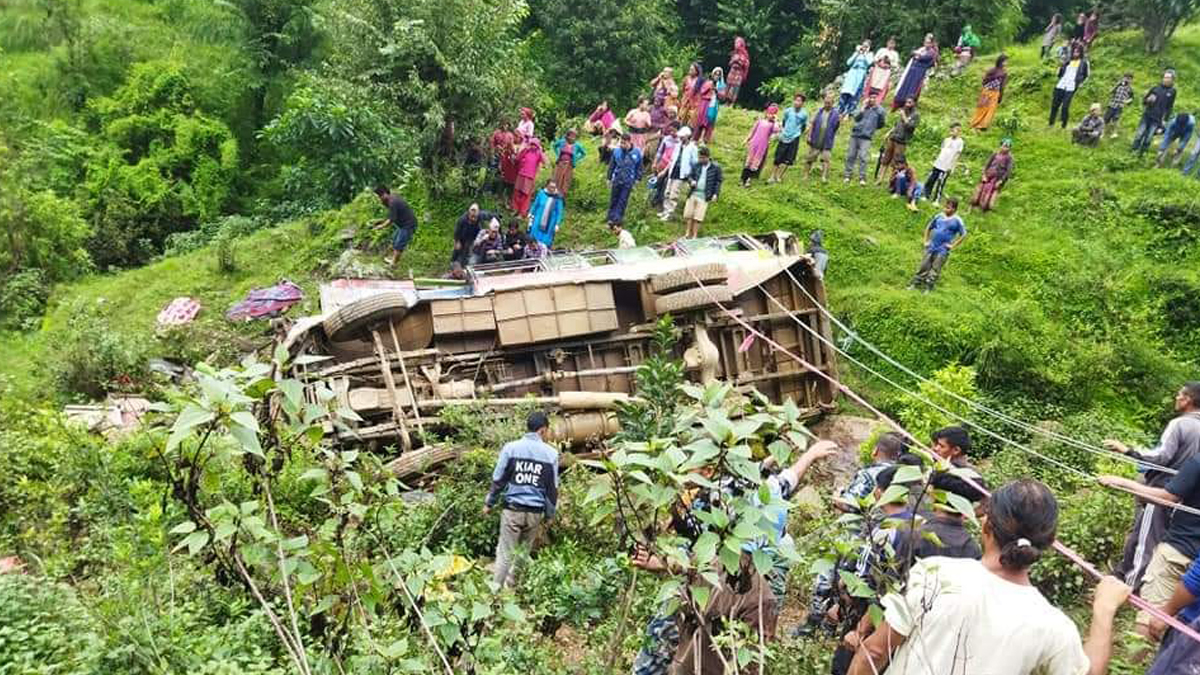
left=5, top=27, right=1200, bottom=427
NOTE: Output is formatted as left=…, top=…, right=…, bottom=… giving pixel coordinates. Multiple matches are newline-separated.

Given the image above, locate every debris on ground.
left=63, top=396, right=153, bottom=435
left=156, top=297, right=202, bottom=326
left=226, top=280, right=304, bottom=321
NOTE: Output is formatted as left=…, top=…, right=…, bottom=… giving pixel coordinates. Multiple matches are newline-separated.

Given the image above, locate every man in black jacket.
left=1133, top=70, right=1178, bottom=155
left=683, top=146, right=722, bottom=239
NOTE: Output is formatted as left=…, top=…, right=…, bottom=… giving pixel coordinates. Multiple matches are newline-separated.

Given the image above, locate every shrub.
left=47, top=301, right=151, bottom=397
left=0, top=268, right=50, bottom=330
left=84, top=61, right=239, bottom=268
left=0, top=575, right=103, bottom=675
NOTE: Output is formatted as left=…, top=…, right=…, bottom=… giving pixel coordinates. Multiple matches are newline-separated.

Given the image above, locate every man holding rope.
left=1102, top=383, right=1200, bottom=592
left=1101, top=445, right=1200, bottom=639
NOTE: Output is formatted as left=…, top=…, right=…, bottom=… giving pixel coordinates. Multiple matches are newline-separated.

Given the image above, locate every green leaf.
left=240, top=501, right=259, bottom=515
left=229, top=422, right=263, bottom=457
left=281, top=535, right=309, bottom=551
left=471, top=601, right=492, bottom=622
left=300, top=468, right=328, bottom=482
left=345, top=470, right=364, bottom=492
left=230, top=410, right=259, bottom=432
left=280, top=379, right=304, bottom=409
left=175, top=403, right=216, bottom=432
left=879, top=484, right=910, bottom=506
left=945, top=492, right=979, bottom=526
left=894, top=464, right=926, bottom=485
left=214, top=521, right=238, bottom=541
left=170, top=520, right=197, bottom=535
left=173, top=531, right=209, bottom=556
left=690, top=584, right=711, bottom=611
left=583, top=476, right=612, bottom=504
left=694, top=531, right=719, bottom=565
left=500, top=602, right=524, bottom=622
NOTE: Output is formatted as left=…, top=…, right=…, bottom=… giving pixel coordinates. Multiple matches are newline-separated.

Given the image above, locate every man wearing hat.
left=658, top=125, right=698, bottom=221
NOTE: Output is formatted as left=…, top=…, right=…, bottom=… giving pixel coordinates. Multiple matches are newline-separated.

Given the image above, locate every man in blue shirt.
left=768, top=93, right=809, bottom=184
left=1157, top=112, right=1196, bottom=167
left=606, top=133, right=643, bottom=225
left=908, top=198, right=967, bottom=292
left=484, top=411, right=559, bottom=588
left=1147, top=556, right=1200, bottom=673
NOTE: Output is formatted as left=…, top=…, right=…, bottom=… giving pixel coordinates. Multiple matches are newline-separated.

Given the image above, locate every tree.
left=676, top=0, right=813, bottom=105
left=1118, top=0, right=1200, bottom=52
left=0, top=135, right=91, bottom=282
left=83, top=62, right=239, bottom=268
left=261, top=74, right=418, bottom=208
left=322, top=0, right=539, bottom=176
left=531, top=0, right=682, bottom=115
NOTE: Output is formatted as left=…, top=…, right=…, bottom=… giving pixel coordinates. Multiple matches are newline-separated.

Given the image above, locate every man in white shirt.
left=924, top=122, right=964, bottom=205
left=658, top=126, right=697, bottom=221
left=610, top=221, right=636, bottom=249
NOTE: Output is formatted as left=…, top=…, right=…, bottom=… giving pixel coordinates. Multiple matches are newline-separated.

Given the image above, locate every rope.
left=779, top=264, right=1179, bottom=477
left=682, top=265, right=1200, bottom=648
left=754, top=271, right=1200, bottom=520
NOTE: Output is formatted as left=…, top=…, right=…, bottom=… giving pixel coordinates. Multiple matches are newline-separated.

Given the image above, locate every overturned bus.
left=282, top=232, right=839, bottom=450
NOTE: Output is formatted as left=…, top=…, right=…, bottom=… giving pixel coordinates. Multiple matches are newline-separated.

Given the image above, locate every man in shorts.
left=682, top=146, right=722, bottom=239
left=767, top=93, right=808, bottom=184
left=1101, top=450, right=1200, bottom=639
left=374, top=185, right=418, bottom=266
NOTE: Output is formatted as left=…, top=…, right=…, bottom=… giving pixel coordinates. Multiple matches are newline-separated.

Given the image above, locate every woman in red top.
left=726, top=36, right=751, bottom=104
left=492, top=121, right=517, bottom=195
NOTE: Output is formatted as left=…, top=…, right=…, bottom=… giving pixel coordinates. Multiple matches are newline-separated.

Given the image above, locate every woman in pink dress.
left=510, top=136, right=545, bottom=216
left=741, top=104, right=780, bottom=187
left=585, top=101, right=616, bottom=135
left=726, top=36, right=751, bottom=103
left=678, top=62, right=702, bottom=127
left=624, top=97, right=653, bottom=152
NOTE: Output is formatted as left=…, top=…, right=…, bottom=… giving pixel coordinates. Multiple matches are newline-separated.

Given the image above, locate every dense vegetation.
left=3, top=0, right=1200, bottom=670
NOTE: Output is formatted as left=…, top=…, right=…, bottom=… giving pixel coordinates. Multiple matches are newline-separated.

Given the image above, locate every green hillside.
left=3, top=18, right=1200, bottom=674
left=8, top=26, right=1199, bottom=428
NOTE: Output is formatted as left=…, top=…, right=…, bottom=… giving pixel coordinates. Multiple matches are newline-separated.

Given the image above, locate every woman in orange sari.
left=678, top=63, right=703, bottom=127
left=970, top=54, right=1009, bottom=131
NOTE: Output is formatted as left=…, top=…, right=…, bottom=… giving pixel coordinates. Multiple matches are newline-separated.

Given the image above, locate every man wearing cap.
left=470, top=218, right=505, bottom=265
left=658, top=126, right=697, bottom=221
left=485, top=411, right=559, bottom=588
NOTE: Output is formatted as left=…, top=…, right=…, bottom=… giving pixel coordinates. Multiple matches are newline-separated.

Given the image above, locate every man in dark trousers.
left=484, top=411, right=559, bottom=588
left=1133, top=69, right=1178, bottom=155
left=452, top=203, right=497, bottom=268
left=606, top=133, right=643, bottom=226
left=1103, top=382, right=1200, bottom=591
left=907, top=200, right=966, bottom=292
left=373, top=185, right=418, bottom=266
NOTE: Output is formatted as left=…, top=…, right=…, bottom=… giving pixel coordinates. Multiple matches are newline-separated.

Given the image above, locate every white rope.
left=748, top=272, right=1200, bottom=519
left=779, top=264, right=1179, bottom=477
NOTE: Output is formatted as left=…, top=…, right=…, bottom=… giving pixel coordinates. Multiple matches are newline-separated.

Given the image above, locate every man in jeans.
left=844, top=92, right=886, bottom=185
left=1157, top=113, right=1196, bottom=167
left=484, top=411, right=559, bottom=588
left=908, top=199, right=966, bottom=292
left=875, top=97, right=919, bottom=185
left=1133, top=70, right=1178, bottom=155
